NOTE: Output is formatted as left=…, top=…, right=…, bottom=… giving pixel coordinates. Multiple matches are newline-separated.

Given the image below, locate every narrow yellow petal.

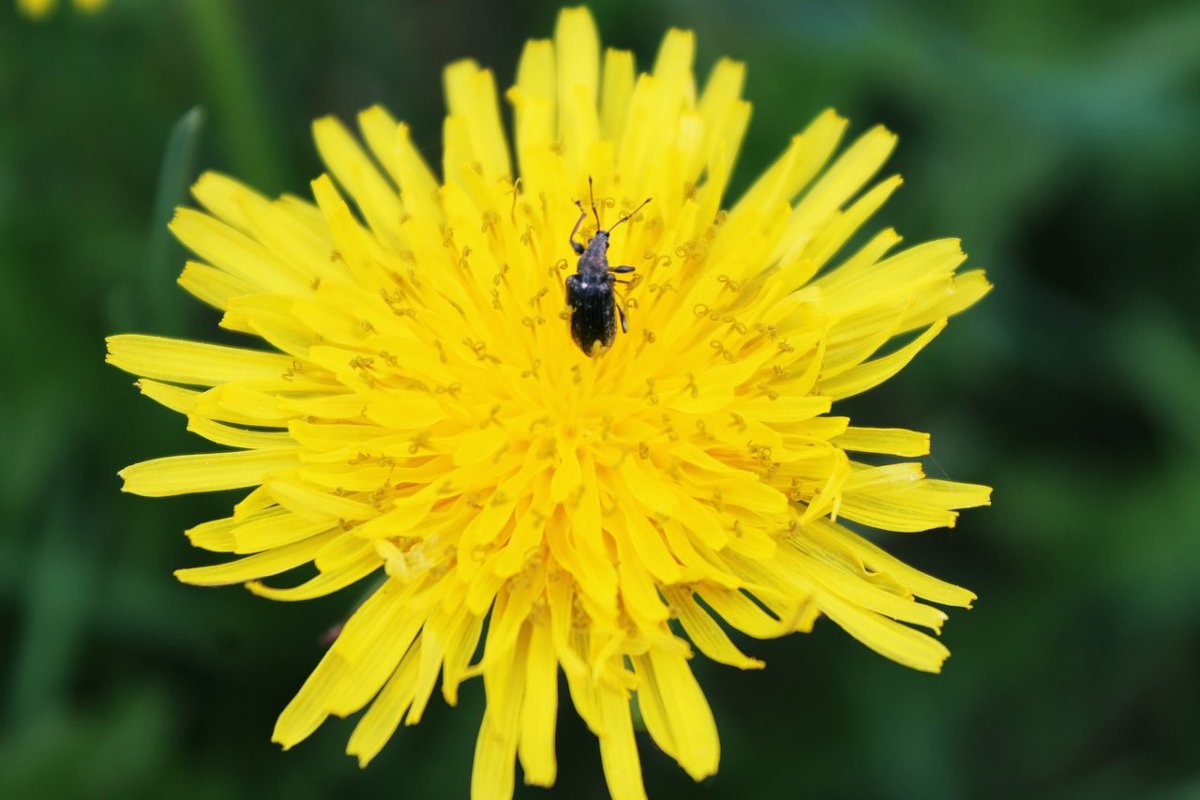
left=274, top=579, right=416, bottom=748
left=120, top=449, right=300, bottom=497
left=356, top=105, right=404, bottom=189
left=730, top=109, right=846, bottom=221
left=651, top=28, right=696, bottom=108
left=512, top=38, right=555, bottom=153
left=194, top=384, right=297, bottom=423
left=191, top=171, right=263, bottom=233
left=392, top=122, right=443, bottom=224
left=663, top=586, right=764, bottom=669
left=315, top=535, right=377, bottom=574
left=778, top=542, right=949, bottom=631
left=696, top=584, right=816, bottom=639
left=818, top=319, right=947, bottom=399
left=273, top=657, right=342, bottom=748
left=178, top=260, right=257, bottom=310
left=471, top=625, right=526, bottom=800
left=170, top=207, right=307, bottom=294
left=184, top=516, right=237, bottom=552
left=832, top=426, right=931, bottom=457
left=444, top=61, right=512, bottom=182
left=633, top=649, right=719, bottom=781
left=819, top=238, right=966, bottom=316
left=518, top=622, right=558, bottom=786
left=440, top=610, right=486, bottom=706
left=329, top=593, right=426, bottom=716
left=617, top=559, right=670, bottom=625
left=471, top=715, right=517, bottom=800
left=347, top=643, right=423, bottom=767
left=793, top=124, right=896, bottom=215
left=816, top=590, right=952, bottom=672
left=600, top=48, right=635, bottom=142
left=555, top=6, right=600, bottom=170
left=698, top=58, right=746, bottom=164
left=807, top=518, right=976, bottom=607
left=246, top=549, right=380, bottom=601
left=136, top=379, right=197, bottom=416
left=174, top=529, right=339, bottom=586
left=801, top=175, right=903, bottom=269
left=904, top=269, right=992, bottom=330
left=230, top=507, right=333, bottom=553
left=265, top=475, right=377, bottom=521
left=908, top=478, right=993, bottom=510
left=185, top=416, right=295, bottom=450
left=313, top=115, right=407, bottom=246
left=597, top=688, right=648, bottom=800
left=837, top=492, right=958, bottom=532
left=107, top=334, right=296, bottom=387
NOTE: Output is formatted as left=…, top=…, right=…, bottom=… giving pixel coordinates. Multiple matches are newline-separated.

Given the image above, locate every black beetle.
left=565, top=178, right=651, bottom=356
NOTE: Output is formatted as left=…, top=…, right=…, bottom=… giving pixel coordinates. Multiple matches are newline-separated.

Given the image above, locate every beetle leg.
left=607, top=275, right=630, bottom=333
left=610, top=265, right=636, bottom=274
left=570, top=202, right=586, bottom=255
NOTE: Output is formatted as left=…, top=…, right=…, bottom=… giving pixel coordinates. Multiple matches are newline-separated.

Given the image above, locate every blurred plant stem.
left=5, top=502, right=97, bottom=724
left=181, top=0, right=284, bottom=192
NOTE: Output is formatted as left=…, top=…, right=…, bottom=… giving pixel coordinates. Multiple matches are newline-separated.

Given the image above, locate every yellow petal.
left=832, top=426, right=931, bottom=457
left=313, top=115, right=407, bottom=247
left=347, top=642, right=423, bottom=767
left=663, top=586, right=763, bottom=669
left=597, top=687, right=648, bottom=800
left=120, top=449, right=300, bottom=497
left=631, top=649, right=719, bottom=781
left=816, top=590, right=952, bottom=672
left=517, top=622, right=558, bottom=786
left=174, top=529, right=340, bottom=586
left=600, top=48, right=635, bottom=142
left=170, top=207, right=307, bottom=294
left=185, top=416, right=295, bottom=450
left=246, top=549, right=380, bottom=601
left=444, top=60, right=512, bottom=183
left=178, top=260, right=257, bottom=310
left=818, top=319, right=947, bottom=399
left=107, top=334, right=296, bottom=387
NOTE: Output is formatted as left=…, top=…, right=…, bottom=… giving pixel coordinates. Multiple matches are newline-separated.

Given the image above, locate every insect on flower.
left=105, top=6, right=994, bottom=800
left=565, top=177, right=651, bottom=355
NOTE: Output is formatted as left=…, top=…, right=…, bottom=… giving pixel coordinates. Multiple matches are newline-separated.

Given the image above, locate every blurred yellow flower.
left=108, top=6, right=991, bottom=799
left=16, top=0, right=107, bottom=20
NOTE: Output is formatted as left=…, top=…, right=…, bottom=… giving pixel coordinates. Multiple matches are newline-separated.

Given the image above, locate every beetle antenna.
left=588, top=176, right=601, bottom=231
left=606, top=197, right=652, bottom=234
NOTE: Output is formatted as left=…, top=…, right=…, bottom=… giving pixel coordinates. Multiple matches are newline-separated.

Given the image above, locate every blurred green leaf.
left=145, top=106, right=205, bottom=335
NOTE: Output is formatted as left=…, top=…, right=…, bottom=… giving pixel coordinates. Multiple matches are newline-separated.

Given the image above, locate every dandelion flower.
left=17, top=0, right=107, bottom=20
left=108, top=7, right=991, bottom=799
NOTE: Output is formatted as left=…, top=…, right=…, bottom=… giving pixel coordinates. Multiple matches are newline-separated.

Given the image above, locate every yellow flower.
left=16, top=0, right=107, bottom=20
left=107, top=7, right=991, bottom=799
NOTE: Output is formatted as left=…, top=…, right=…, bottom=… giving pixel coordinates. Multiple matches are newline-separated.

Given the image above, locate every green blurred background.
left=3, top=0, right=1199, bottom=797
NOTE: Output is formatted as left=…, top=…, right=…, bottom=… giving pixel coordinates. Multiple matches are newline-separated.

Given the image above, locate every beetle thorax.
left=577, top=230, right=610, bottom=279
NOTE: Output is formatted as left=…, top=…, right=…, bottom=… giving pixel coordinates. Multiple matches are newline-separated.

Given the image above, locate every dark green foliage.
left=1, top=1, right=1197, bottom=797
